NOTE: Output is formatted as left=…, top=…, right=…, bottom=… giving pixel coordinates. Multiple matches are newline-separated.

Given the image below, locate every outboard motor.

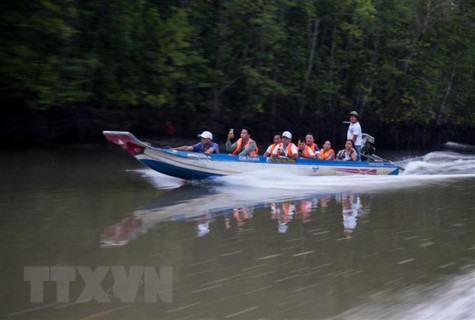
left=361, top=133, right=379, bottom=161
left=360, top=133, right=401, bottom=170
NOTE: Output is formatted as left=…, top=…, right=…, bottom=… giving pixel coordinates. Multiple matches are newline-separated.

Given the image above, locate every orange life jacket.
left=298, top=146, right=314, bottom=158
left=307, top=142, right=319, bottom=152
left=276, top=143, right=296, bottom=156
left=232, top=138, right=258, bottom=156
left=320, top=148, right=335, bottom=160
left=267, top=143, right=278, bottom=155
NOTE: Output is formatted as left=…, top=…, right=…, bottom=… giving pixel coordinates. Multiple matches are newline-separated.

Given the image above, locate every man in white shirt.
left=271, top=131, right=298, bottom=159
left=347, top=111, right=362, bottom=161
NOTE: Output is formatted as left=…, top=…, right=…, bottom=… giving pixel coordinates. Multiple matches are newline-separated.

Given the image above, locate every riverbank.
left=1, top=106, right=473, bottom=150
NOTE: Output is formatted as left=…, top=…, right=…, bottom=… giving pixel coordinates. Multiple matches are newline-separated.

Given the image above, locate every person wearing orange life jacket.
left=226, top=127, right=259, bottom=156
left=271, top=131, right=298, bottom=159
left=305, top=133, right=322, bottom=159
left=263, top=133, right=281, bottom=157
left=297, top=138, right=316, bottom=159
left=320, top=140, right=335, bottom=160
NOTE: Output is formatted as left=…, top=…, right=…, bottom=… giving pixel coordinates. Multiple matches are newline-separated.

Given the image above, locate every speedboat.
left=103, top=131, right=399, bottom=180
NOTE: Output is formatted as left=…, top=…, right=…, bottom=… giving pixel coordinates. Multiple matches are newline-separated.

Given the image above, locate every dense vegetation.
left=1, top=0, right=474, bottom=147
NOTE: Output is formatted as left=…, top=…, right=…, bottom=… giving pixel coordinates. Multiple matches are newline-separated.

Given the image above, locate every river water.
left=1, top=144, right=474, bottom=319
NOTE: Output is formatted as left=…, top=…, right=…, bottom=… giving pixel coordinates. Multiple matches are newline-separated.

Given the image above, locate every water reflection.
left=100, top=186, right=214, bottom=247
left=271, top=202, right=294, bottom=234
left=340, top=193, right=360, bottom=238
left=2, top=147, right=474, bottom=319
left=271, top=198, right=318, bottom=233
left=100, top=187, right=367, bottom=247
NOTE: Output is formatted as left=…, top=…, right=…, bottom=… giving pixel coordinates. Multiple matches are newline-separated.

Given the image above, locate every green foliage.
left=0, top=0, right=473, bottom=126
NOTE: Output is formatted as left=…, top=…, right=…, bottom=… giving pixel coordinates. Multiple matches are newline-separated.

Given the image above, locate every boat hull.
left=104, top=131, right=399, bottom=179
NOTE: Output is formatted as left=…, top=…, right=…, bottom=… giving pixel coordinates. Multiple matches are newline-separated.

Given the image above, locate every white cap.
left=197, top=131, right=213, bottom=140
left=282, top=131, right=292, bottom=139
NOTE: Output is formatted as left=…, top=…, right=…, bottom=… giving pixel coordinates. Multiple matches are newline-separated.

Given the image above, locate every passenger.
left=320, top=140, right=335, bottom=160
left=263, top=133, right=282, bottom=157
left=305, top=133, right=322, bottom=159
left=271, top=131, right=298, bottom=159
left=173, top=130, right=219, bottom=155
left=305, top=133, right=320, bottom=152
left=297, top=138, right=316, bottom=159
left=347, top=111, right=362, bottom=161
left=226, top=127, right=258, bottom=156
left=336, top=139, right=357, bottom=161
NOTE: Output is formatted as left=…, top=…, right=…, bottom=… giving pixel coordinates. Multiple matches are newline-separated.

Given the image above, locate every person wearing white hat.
left=347, top=111, right=362, bottom=160
left=173, top=130, right=219, bottom=155
left=271, top=131, right=298, bottom=159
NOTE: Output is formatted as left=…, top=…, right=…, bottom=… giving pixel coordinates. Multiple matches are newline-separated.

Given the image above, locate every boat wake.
left=442, top=141, right=475, bottom=152
left=397, top=150, right=475, bottom=175
left=127, top=168, right=183, bottom=189
left=215, top=148, right=473, bottom=194
left=331, top=271, right=475, bottom=320
left=132, top=148, right=474, bottom=195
